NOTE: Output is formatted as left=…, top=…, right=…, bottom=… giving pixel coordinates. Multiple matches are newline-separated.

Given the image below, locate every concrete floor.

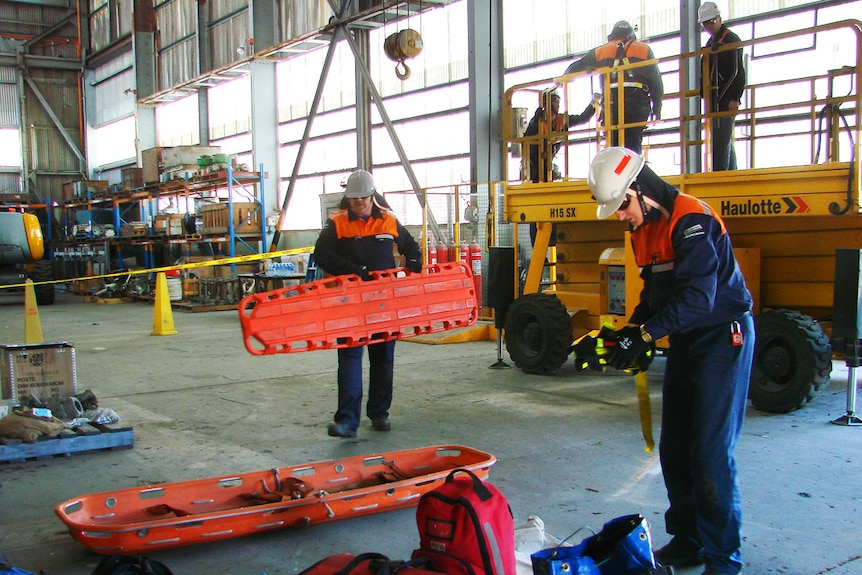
left=1, top=290, right=861, bottom=575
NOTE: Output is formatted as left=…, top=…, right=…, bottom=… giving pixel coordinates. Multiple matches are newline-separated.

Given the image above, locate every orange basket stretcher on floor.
left=239, top=262, right=478, bottom=356
left=55, top=445, right=496, bottom=554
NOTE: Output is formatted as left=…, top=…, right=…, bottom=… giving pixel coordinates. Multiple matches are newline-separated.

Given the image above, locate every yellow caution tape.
left=635, top=370, right=654, bottom=453
left=0, top=247, right=314, bottom=290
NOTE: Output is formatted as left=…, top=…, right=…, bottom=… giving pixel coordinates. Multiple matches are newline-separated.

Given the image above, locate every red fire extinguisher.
left=447, top=237, right=458, bottom=263
left=436, top=237, right=449, bottom=264
left=469, top=239, right=482, bottom=308
left=427, top=242, right=437, bottom=265
left=459, top=240, right=469, bottom=263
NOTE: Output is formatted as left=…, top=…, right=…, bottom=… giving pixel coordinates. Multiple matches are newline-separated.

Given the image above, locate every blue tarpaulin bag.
left=0, top=554, right=37, bottom=575
left=531, top=546, right=600, bottom=575
left=531, top=515, right=673, bottom=575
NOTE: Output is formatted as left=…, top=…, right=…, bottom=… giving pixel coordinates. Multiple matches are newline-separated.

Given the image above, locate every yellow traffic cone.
left=24, top=279, right=44, bottom=344
left=151, top=272, right=178, bottom=336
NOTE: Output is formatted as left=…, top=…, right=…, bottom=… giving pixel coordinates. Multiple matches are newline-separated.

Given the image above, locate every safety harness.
left=610, top=40, right=647, bottom=91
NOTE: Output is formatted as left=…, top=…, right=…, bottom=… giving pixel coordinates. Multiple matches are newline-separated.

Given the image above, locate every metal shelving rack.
left=59, top=164, right=266, bottom=275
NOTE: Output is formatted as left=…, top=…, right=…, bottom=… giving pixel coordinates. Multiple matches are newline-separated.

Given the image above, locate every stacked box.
left=199, top=203, right=260, bottom=236
left=142, top=146, right=221, bottom=184
left=0, top=342, right=77, bottom=405
left=120, top=222, right=149, bottom=237
left=153, top=214, right=185, bottom=236
left=141, top=147, right=164, bottom=184
left=121, top=167, right=145, bottom=191
left=62, top=180, right=110, bottom=202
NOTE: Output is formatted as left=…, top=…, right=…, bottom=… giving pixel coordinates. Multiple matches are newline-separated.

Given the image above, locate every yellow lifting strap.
left=572, top=326, right=655, bottom=453
left=635, top=370, right=654, bottom=453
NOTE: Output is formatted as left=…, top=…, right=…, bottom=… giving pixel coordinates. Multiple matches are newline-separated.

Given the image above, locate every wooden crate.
left=120, top=223, right=149, bottom=238
left=121, top=167, right=144, bottom=191
left=182, top=278, right=200, bottom=299
left=199, top=203, right=260, bottom=236
left=71, top=279, right=100, bottom=295
left=141, top=147, right=164, bottom=184
left=0, top=342, right=77, bottom=405
left=62, top=180, right=110, bottom=202
left=153, top=214, right=185, bottom=236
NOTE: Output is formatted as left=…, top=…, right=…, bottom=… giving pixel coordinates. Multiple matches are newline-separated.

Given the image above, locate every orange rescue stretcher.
left=239, top=262, right=478, bottom=356
left=55, top=444, right=496, bottom=555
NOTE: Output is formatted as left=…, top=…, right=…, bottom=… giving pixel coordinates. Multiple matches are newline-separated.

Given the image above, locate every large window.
left=82, top=0, right=862, bottom=230
left=0, top=129, right=21, bottom=168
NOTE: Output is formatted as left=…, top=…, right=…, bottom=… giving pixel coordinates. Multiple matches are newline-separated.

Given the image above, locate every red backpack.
left=412, top=469, right=516, bottom=575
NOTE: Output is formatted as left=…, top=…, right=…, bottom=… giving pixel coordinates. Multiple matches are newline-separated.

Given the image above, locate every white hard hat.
left=588, top=147, right=646, bottom=219
left=698, top=2, right=720, bottom=23
left=344, top=169, right=376, bottom=199
left=543, top=88, right=561, bottom=101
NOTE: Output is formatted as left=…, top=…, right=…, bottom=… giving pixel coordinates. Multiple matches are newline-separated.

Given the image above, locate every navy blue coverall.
left=628, top=166, right=754, bottom=575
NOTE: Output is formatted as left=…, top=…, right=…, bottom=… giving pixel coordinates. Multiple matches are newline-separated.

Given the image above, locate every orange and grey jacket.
left=565, top=39, right=664, bottom=118
left=627, top=166, right=752, bottom=340
left=313, top=204, right=421, bottom=277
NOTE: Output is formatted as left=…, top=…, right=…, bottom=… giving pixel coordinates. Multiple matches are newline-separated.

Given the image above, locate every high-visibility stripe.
left=484, top=521, right=506, bottom=575
left=609, top=82, right=646, bottom=89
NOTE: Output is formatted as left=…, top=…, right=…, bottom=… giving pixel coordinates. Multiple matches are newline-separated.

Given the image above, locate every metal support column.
left=467, top=0, right=505, bottom=185
left=249, top=59, right=279, bottom=252
left=681, top=0, right=703, bottom=174
left=133, top=0, right=158, bottom=164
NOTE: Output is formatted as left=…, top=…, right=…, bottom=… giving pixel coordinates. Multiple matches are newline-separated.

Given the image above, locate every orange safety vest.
left=593, top=39, right=654, bottom=90
left=328, top=208, right=400, bottom=240
left=631, top=193, right=727, bottom=268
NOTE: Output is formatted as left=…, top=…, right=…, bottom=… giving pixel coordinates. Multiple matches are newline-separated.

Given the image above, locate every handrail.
left=503, top=19, right=862, bottom=182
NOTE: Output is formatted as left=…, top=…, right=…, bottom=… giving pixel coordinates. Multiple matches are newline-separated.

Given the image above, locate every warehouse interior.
left=1, top=0, right=862, bottom=574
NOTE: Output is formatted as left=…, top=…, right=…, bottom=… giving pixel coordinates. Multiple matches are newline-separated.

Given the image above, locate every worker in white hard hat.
left=698, top=2, right=746, bottom=171
left=589, top=147, right=754, bottom=575
left=313, top=168, right=422, bottom=439
left=564, top=20, right=664, bottom=154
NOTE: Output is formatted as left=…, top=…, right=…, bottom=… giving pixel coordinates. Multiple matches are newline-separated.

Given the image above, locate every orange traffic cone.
left=151, top=272, right=178, bottom=336
left=24, top=279, right=44, bottom=344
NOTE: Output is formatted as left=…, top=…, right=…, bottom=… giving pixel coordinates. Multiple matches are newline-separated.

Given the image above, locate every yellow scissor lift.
left=500, top=20, right=861, bottom=414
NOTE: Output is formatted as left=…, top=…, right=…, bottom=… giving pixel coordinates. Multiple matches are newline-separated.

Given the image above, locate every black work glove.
left=571, top=336, right=604, bottom=372
left=606, top=325, right=648, bottom=371
left=357, top=265, right=371, bottom=281
left=407, top=259, right=422, bottom=273
left=635, top=343, right=656, bottom=373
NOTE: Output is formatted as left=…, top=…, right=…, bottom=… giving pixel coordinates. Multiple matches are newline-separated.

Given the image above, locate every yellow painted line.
left=0, top=247, right=314, bottom=290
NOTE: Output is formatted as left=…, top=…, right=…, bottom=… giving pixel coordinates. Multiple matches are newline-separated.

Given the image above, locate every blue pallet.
left=0, top=422, right=134, bottom=464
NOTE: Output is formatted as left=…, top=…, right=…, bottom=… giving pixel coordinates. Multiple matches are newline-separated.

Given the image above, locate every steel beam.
left=23, top=75, right=85, bottom=166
